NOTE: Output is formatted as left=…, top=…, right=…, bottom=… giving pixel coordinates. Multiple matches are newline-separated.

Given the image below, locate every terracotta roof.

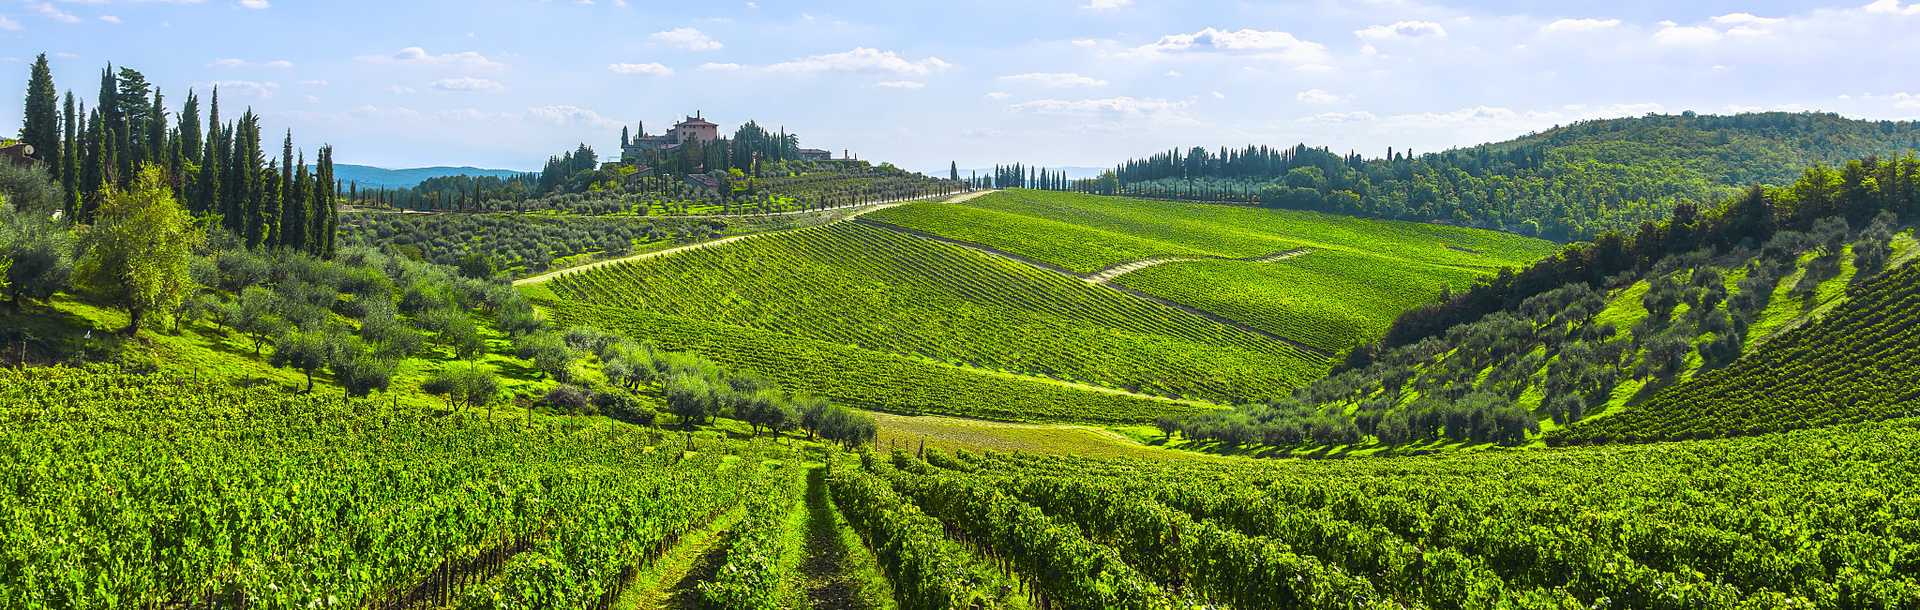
left=677, top=117, right=717, bottom=127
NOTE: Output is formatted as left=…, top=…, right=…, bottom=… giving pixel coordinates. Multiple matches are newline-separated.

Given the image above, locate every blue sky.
left=4, top=0, right=1920, bottom=173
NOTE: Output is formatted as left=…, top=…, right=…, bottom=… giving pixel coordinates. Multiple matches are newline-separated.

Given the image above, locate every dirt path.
left=850, top=220, right=1331, bottom=356
left=617, top=508, right=744, bottom=610
left=800, top=466, right=897, bottom=610
left=1083, top=248, right=1311, bottom=284
left=514, top=190, right=997, bottom=287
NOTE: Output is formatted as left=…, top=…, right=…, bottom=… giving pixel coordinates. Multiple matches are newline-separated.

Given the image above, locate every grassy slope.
left=539, top=220, right=1320, bottom=413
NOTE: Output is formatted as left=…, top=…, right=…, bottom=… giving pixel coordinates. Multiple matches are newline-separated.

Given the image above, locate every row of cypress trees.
left=18, top=53, right=337, bottom=258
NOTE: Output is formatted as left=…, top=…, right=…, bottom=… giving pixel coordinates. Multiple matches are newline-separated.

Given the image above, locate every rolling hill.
left=330, top=164, right=524, bottom=189
left=527, top=190, right=1552, bottom=423
left=1102, top=112, right=1920, bottom=241
left=864, top=190, right=1557, bottom=354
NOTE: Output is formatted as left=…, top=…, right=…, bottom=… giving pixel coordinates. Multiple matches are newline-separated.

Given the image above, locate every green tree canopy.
left=73, top=165, right=201, bottom=335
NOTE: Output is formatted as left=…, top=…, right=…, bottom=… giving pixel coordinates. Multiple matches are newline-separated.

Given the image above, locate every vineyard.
left=339, top=210, right=835, bottom=278
left=861, top=190, right=1552, bottom=357
left=837, top=418, right=1920, bottom=609
left=1551, top=258, right=1920, bottom=444
left=540, top=221, right=1325, bottom=409
left=540, top=300, right=1209, bottom=424
left=1167, top=218, right=1915, bottom=453
left=1114, top=250, right=1484, bottom=354
left=862, top=190, right=1555, bottom=274
left=0, top=366, right=802, bottom=608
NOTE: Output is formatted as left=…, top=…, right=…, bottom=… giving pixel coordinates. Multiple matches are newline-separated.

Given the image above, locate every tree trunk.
left=305, top=371, right=314, bottom=393
left=124, top=308, right=143, bottom=336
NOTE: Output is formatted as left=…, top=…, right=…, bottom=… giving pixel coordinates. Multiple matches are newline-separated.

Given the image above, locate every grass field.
left=539, top=221, right=1325, bottom=413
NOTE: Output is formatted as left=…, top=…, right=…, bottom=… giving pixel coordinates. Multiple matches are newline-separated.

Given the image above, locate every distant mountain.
left=328, top=164, right=525, bottom=189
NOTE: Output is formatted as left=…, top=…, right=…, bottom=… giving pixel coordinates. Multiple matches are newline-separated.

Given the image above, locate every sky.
left=5, top=0, right=1920, bottom=174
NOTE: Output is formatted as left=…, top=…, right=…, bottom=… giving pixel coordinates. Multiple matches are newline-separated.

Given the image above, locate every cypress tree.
left=146, top=89, right=167, bottom=174
left=284, top=151, right=309, bottom=253
left=62, top=93, right=79, bottom=217
left=314, top=145, right=337, bottom=258
left=235, top=110, right=264, bottom=247
left=198, top=88, right=220, bottom=216
left=80, top=109, right=110, bottom=221
left=260, top=160, right=281, bottom=248
left=178, top=90, right=201, bottom=166
left=280, top=130, right=293, bottom=231
left=21, top=54, right=60, bottom=175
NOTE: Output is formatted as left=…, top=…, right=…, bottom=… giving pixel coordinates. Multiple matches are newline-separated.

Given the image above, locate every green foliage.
left=425, top=361, right=500, bottom=412
left=73, top=165, right=201, bottom=335
left=1104, top=112, right=1920, bottom=240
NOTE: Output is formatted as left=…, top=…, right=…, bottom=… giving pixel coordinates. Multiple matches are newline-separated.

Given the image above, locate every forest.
left=995, top=112, right=1920, bottom=242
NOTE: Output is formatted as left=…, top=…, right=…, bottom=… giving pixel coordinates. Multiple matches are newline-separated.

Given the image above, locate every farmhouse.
left=621, top=112, right=721, bottom=162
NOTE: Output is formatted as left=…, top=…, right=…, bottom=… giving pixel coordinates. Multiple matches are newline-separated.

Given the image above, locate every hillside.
left=1093, top=112, right=1920, bottom=241
left=1167, top=156, right=1920, bottom=455
left=331, top=164, right=524, bottom=189
left=865, top=190, right=1556, bottom=354
left=533, top=218, right=1317, bottom=420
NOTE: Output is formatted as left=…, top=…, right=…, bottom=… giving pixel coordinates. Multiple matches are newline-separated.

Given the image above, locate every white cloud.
left=649, top=27, right=722, bottom=51
left=1541, top=18, right=1620, bottom=33
left=1297, top=111, right=1377, bottom=124
left=874, top=80, right=925, bottom=89
left=1130, top=28, right=1329, bottom=64
left=1082, top=0, right=1130, bottom=9
left=608, top=62, right=673, bottom=76
left=237, top=0, right=269, bottom=8
left=698, top=62, right=742, bottom=71
left=1010, top=96, right=1188, bottom=115
left=1653, top=21, right=1723, bottom=45
left=985, top=91, right=1009, bottom=99
left=766, top=48, right=952, bottom=76
left=297, top=79, right=329, bottom=86
left=98, top=15, right=121, bottom=24
left=208, top=80, right=280, bottom=98
left=526, top=104, right=623, bottom=129
left=359, top=47, right=506, bottom=70
left=1295, top=88, right=1343, bottom=104
left=388, top=85, right=416, bottom=94
left=1355, top=21, right=1447, bottom=41
left=431, top=77, right=505, bottom=93
left=1863, top=0, right=1920, bottom=15
left=998, top=72, right=1107, bottom=88
left=1071, top=38, right=1101, bottom=47
left=29, top=2, right=80, bottom=23
left=1711, top=13, right=1783, bottom=25
left=210, top=58, right=294, bottom=69
left=0, top=16, right=19, bottom=31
